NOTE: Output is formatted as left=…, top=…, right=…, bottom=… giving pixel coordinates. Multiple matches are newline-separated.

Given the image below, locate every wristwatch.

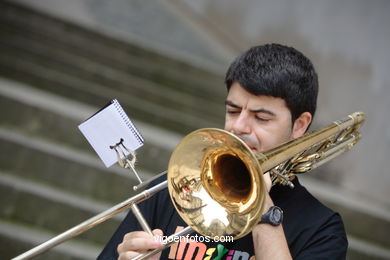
left=259, top=206, right=283, bottom=226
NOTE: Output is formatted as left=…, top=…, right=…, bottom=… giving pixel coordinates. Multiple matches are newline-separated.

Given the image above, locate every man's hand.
left=117, top=229, right=164, bottom=260
left=263, top=172, right=272, bottom=192
left=262, top=172, right=274, bottom=213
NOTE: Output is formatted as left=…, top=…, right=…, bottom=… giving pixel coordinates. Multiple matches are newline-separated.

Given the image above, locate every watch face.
left=260, top=206, right=283, bottom=225
left=271, top=208, right=282, bottom=223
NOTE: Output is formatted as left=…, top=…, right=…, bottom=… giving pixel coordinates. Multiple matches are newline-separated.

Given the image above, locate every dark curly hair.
left=225, top=43, right=318, bottom=123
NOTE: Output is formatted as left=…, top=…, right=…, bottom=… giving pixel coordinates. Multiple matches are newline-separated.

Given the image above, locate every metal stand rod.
left=131, top=204, right=153, bottom=236
left=126, top=158, right=143, bottom=184
left=133, top=170, right=167, bottom=191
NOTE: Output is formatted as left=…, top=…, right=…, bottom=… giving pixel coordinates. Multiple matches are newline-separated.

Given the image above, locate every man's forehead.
left=226, top=82, right=290, bottom=113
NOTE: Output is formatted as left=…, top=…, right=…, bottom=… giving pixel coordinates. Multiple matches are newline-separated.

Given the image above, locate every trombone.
left=12, top=112, right=366, bottom=260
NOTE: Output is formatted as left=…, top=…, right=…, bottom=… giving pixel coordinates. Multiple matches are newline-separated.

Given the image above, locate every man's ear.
left=292, top=112, right=312, bottom=139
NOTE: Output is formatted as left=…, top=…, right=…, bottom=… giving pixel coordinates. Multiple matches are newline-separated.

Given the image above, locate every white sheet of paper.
left=78, top=100, right=144, bottom=167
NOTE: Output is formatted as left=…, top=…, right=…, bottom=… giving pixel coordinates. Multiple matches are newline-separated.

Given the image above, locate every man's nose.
left=231, top=113, right=251, bottom=134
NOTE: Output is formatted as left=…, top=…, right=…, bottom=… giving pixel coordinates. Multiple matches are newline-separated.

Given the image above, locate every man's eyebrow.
left=225, top=100, right=241, bottom=108
left=225, top=100, right=276, bottom=116
left=250, top=108, right=276, bottom=116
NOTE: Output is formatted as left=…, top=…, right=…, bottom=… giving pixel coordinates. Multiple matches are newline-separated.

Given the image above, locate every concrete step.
left=0, top=43, right=222, bottom=134
left=0, top=38, right=223, bottom=127
left=0, top=127, right=140, bottom=204
left=0, top=30, right=223, bottom=121
left=0, top=77, right=179, bottom=174
left=0, top=219, right=100, bottom=260
left=0, top=1, right=226, bottom=134
left=347, top=235, right=390, bottom=260
left=0, top=0, right=224, bottom=99
left=0, top=172, right=126, bottom=246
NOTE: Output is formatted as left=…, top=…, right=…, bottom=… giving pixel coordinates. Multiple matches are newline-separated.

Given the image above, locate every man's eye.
left=255, top=116, right=269, bottom=122
left=227, top=110, right=239, bottom=114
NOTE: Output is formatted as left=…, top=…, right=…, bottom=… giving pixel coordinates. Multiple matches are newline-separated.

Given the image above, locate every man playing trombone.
left=98, top=44, right=348, bottom=260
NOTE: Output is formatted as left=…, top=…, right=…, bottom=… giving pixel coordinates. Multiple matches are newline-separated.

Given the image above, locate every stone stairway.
left=0, top=79, right=172, bottom=259
left=0, top=1, right=226, bottom=135
left=0, top=1, right=389, bottom=259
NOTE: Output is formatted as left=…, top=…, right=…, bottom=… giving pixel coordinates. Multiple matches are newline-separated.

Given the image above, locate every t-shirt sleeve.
left=294, top=213, right=348, bottom=260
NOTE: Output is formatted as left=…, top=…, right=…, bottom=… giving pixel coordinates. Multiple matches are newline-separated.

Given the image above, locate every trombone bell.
left=167, top=129, right=267, bottom=239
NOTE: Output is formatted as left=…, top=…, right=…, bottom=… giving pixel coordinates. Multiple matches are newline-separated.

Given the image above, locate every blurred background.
left=0, top=0, right=389, bottom=259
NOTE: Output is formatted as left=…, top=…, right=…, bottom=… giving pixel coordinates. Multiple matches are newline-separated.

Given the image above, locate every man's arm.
left=252, top=191, right=292, bottom=260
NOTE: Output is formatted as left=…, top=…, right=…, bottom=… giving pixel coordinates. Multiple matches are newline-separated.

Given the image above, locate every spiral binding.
left=112, top=99, right=144, bottom=145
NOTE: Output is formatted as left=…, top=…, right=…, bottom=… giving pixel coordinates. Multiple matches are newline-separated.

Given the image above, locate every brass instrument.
left=13, top=112, right=365, bottom=260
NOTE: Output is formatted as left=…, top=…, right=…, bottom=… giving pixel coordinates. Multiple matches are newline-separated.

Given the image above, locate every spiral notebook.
left=78, top=99, right=144, bottom=167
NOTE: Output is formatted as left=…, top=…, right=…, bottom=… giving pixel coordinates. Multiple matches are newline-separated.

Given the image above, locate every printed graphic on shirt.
left=167, top=226, right=253, bottom=260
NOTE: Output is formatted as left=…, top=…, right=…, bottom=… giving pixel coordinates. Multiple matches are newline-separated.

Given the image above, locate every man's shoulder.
left=272, top=177, right=336, bottom=214
left=273, top=178, right=348, bottom=258
left=272, top=177, right=346, bottom=234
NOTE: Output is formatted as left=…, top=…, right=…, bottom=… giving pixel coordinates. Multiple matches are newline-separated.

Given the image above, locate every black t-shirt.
left=98, top=177, right=347, bottom=260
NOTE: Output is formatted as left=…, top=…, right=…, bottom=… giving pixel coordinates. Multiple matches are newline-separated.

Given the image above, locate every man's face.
left=224, top=82, right=297, bottom=152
